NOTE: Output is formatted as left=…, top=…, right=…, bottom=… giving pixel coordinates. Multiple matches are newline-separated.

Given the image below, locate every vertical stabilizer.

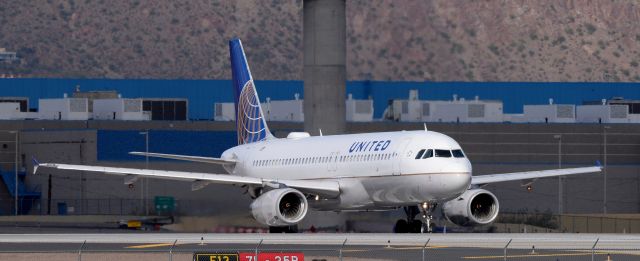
left=229, top=38, right=273, bottom=145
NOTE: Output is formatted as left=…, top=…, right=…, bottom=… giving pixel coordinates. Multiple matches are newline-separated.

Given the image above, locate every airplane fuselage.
left=222, top=130, right=472, bottom=210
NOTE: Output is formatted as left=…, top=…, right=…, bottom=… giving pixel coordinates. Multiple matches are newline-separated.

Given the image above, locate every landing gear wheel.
left=393, top=219, right=408, bottom=233
left=393, top=204, right=438, bottom=233
left=269, top=225, right=298, bottom=233
left=410, top=220, right=423, bottom=233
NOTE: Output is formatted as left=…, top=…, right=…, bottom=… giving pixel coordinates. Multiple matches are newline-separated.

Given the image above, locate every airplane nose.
left=450, top=159, right=472, bottom=174
left=464, top=159, right=472, bottom=174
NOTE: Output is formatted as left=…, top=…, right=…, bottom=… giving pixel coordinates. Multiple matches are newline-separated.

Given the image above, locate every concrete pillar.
left=303, top=0, right=346, bottom=135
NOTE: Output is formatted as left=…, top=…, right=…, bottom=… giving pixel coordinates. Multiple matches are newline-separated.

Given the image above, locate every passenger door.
left=392, top=138, right=411, bottom=175
left=327, top=151, right=338, bottom=172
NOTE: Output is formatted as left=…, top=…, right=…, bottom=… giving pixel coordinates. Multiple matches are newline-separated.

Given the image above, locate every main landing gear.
left=393, top=202, right=437, bottom=233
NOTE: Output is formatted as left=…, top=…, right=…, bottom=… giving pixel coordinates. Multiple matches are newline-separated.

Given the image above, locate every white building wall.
left=523, top=105, right=576, bottom=123
left=393, top=100, right=422, bottom=122
left=0, top=103, right=21, bottom=119
left=576, top=105, right=632, bottom=123
left=39, top=99, right=68, bottom=120
left=422, top=100, right=503, bottom=123
left=94, top=99, right=147, bottom=121
left=262, top=100, right=304, bottom=122
left=39, top=98, right=90, bottom=120
left=93, top=99, right=120, bottom=120
left=121, top=99, right=147, bottom=120
left=479, top=102, right=504, bottom=122
left=430, top=103, right=468, bottom=122
left=214, top=103, right=236, bottom=121
left=216, top=98, right=372, bottom=123
left=346, top=98, right=373, bottom=122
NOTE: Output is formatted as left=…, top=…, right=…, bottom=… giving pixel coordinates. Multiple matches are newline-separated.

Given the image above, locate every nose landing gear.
left=393, top=202, right=437, bottom=233
left=419, top=202, right=437, bottom=233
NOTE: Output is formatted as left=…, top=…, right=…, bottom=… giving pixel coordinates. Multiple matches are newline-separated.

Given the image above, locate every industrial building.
left=93, top=98, right=149, bottom=121
left=0, top=78, right=639, bottom=232
left=215, top=93, right=372, bottom=123
left=519, top=102, right=576, bottom=123
left=2, top=79, right=639, bottom=124
left=2, top=79, right=640, bottom=120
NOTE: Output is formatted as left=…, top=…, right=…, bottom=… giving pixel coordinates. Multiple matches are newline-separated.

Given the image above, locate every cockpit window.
left=435, top=149, right=452, bottom=157
left=422, top=149, right=433, bottom=159
left=452, top=149, right=465, bottom=158
left=415, top=149, right=426, bottom=159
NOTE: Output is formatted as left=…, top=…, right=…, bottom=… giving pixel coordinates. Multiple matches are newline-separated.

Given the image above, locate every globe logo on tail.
left=237, top=80, right=267, bottom=144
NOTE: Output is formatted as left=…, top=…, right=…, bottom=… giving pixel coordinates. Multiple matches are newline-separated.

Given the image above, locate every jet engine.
left=250, top=188, right=308, bottom=227
left=442, top=189, right=499, bottom=226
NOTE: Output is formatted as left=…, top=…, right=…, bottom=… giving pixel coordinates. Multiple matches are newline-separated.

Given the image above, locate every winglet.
left=32, top=156, right=40, bottom=175
left=595, top=160, right=602, bottom=168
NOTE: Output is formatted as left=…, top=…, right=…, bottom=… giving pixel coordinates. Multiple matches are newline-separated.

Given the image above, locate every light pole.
left=603, top=126, right=610, bottom=214
left=554, top=134, right=562, bottom=216
left=139, top=130, right=149, bottom=216
left=9, top=131, right=18, bottom=216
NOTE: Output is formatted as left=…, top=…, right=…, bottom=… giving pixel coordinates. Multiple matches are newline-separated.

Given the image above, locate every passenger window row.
left=252, top=152, right=399, bottom=167
left=415, top=149, right=465, bottom=159
left=339, top=152, right=397, bottom=163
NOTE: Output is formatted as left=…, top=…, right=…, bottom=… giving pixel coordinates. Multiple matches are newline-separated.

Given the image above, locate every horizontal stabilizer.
left=124, top=174, right=140, bottom=185
left=129, top=152, right=236, bottom=165
left=191, top=180, right=211, bottom=191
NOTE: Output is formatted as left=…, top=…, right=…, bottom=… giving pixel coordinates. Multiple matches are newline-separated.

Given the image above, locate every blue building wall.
left=97, top=130, right=236, bottom=160
left=2, top=78, right=640, bottom=119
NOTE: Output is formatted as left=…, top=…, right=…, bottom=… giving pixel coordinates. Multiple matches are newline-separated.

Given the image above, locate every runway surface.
left=1, top=233, right=639, bottom=260
left=1, top=233, right=639, bottom=248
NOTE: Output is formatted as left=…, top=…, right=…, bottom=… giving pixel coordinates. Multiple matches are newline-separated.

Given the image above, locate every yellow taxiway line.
left=463, top=251, right=640, bottom=260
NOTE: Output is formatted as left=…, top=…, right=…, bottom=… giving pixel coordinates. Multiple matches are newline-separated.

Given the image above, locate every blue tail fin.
left=229, top=38, right=272, bottom=145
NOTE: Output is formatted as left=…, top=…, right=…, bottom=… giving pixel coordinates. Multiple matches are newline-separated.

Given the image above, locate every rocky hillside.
left=1, top=0, right=639, bottom=81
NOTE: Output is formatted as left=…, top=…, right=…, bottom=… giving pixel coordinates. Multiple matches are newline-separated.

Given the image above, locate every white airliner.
left=34, top=39, right=602, bottom=233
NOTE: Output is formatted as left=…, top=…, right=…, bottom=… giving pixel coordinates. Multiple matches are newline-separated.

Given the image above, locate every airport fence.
left=1, top=238, right=640, bottom=261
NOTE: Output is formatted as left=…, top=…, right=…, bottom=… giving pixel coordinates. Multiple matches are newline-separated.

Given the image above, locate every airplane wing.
left=471, top=166, right=602, bottom=186
left=33, top=161, right=339, bottom=198
left=129, top=152, right=236, bottom=165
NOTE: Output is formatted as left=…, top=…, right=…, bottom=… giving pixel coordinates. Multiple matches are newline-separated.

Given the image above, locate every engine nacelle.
left=442, top=189, right=499, bottom=227
left=250, top=188, right=308, bottom=227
